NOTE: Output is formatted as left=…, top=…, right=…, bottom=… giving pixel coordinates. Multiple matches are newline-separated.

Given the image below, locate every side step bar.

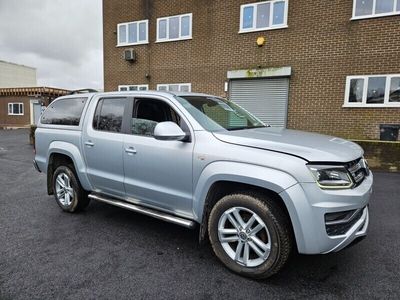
left=88, top=194, right=196, bottom=229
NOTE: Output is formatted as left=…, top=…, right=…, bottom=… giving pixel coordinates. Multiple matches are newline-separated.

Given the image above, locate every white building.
left=0, top=60, right=37, bottom=88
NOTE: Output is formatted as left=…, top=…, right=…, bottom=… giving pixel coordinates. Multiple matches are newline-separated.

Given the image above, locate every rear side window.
left=41, top=98, right=87, bottom=126
left=93, top=98, right=126, bottom=133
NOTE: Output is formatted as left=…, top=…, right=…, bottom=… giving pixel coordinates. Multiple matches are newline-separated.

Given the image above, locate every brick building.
left=0, top=87, right=70, bottom=128
left=103, top=0, right=400, bottom=140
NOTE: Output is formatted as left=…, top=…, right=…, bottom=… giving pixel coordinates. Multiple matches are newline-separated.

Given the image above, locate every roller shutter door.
left=229, top=78, right=289, bottom=127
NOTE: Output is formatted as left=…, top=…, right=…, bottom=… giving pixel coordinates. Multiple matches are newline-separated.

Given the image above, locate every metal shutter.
left=229, top=78, right=289, bottom=127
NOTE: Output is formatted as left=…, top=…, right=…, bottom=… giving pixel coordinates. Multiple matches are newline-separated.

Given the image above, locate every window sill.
left=239, top=25, right=288, bottom=34
left=8, top=114, right=24, bottom=116
left=116, top=41, right=149, bottom=47
left=351, top=11, right=400, bottom=21
left=342, top=104, right=400, bottom=108
left=155, top=37, right=192, bottom=43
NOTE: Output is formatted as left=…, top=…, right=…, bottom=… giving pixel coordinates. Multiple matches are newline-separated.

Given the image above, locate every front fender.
left=47, top=141, right=92, bottom=191
left=193, top=161, right=298, bottom=221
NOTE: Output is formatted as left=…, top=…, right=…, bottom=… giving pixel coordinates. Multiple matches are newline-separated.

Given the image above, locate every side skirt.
left=88, top=193, right=196, bottom=229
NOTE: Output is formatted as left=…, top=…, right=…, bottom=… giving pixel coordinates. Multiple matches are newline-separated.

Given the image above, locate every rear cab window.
left=41, top=97, right=87, bottom=126
left=92, top=98, right=126, bottom=133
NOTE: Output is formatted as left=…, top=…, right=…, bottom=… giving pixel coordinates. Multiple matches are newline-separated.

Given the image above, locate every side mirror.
left=154, top=121, right=186, bottom=141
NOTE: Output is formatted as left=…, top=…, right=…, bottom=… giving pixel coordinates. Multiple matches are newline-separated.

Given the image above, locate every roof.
left=0, top=86, right=71, bottom=97
left=59, top=90, right=213, bottom=98
left=0, top=60, right=36, bottom=70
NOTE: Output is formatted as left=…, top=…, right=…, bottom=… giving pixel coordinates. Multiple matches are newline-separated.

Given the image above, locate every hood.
left=213, top=127, right=363, bottom=162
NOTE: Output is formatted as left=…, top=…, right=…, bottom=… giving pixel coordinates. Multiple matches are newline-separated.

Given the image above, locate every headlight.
left=307, top=165, right=354, bottom=189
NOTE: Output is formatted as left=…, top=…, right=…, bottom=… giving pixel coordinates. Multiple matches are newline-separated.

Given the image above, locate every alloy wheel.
left=55, top=173, right=74, bottom=206
left=218, top=206, right=272, bottom=267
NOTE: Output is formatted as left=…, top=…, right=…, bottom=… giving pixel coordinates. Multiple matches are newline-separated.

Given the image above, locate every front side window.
left=117, top=20, right=148, bottom=46
left=240, top=0, right=288, bottom=33
left=41, top=98, right=87, bottom=126
left=344, top=75, right=400, bottom=107
left=118, top=85, right=149, bottom=91
left=156, top=13, right=192, bottom=42
left=8, top=103, right=24, bottom=115
left=353, top=0, right=400, bottom=19
left=131, top=99, right=182, bottom=137
left=93, top=98, right=126, bottom=133
left=157, top=83, right=191, bottom=92
left=175, top=96, right=266, bottom=132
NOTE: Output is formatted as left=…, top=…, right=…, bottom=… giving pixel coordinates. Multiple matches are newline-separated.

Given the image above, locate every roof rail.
left=69, top=88, right=98, bottom=94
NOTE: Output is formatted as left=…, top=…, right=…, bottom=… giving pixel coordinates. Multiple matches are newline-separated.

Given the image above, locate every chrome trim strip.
left=325, top=208, right=362, bottom=226
left=88, top=194, right=196, bottom=229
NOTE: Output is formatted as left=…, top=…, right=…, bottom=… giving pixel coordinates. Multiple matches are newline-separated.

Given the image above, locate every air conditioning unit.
left=124, top=49, right=136, bottom=62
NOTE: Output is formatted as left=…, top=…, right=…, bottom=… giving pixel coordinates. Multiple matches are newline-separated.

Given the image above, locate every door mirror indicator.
left=154, top=121, right=187, bottom=141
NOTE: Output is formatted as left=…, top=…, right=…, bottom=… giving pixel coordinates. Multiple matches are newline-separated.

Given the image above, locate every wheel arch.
left=194, top=162, right=298, bottom=244
left=47, top=141, right=92, bottom=195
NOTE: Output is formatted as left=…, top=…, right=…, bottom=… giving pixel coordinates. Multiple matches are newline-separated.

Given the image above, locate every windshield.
left=175, top=95, right=267, bottom=132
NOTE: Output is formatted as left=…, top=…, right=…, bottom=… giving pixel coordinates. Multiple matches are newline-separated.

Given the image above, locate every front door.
left=123, top=97, right=194, bottom=218
left=82, top=97, right=128, bottom=197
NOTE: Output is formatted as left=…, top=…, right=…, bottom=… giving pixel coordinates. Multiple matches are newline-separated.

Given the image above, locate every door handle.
left=85, top=141, right=95, bottom=147
left=125, top=147, right=137, bottom=155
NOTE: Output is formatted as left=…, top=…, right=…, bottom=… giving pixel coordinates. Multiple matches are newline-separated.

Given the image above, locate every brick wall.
left=103, top=0, right=400, bottom=140
left=0, top=96, right=32, bottom=127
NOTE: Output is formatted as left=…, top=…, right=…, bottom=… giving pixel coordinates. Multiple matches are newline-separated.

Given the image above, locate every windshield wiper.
left=228, top=125, right=268, bottom=131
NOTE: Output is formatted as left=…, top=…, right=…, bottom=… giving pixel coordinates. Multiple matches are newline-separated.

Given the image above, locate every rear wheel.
left=208, top=192, right=293, bottom=279
left=52, top=165, right=90, bottom=212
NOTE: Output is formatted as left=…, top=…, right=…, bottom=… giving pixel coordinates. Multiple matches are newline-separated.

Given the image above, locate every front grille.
left=325, top=207, right=365, bottom=236
left=346, top=158, right=369, bottom=187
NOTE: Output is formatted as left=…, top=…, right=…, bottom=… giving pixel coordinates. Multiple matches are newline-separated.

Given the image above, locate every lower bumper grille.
left=325, top=207, right=365, bottom=236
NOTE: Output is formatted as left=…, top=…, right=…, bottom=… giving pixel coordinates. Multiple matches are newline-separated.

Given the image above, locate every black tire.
left=52, top=165, right=90, bottom=212
left=208, top=192, right=293, bottom=279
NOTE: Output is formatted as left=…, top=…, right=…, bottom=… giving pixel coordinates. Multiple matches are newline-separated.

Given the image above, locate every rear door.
left=82, top=96, right=129, bottom=197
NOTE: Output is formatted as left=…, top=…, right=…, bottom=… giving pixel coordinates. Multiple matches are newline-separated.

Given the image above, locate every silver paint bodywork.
left=34, top=91, right=373, bottom=254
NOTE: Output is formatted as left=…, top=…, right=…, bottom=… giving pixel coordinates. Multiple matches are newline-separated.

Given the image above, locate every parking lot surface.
left=0, top=129, right=399, bottom=299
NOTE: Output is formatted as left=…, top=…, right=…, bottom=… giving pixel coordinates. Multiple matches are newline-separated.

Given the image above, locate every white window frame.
left=118, top=84, right=149, bottom=91
left=352, top=0, right=400, bottom=20
left=157, top=83, right=192, bottom=92
left=156, top=13, right=192, bottom=43
left=117, top=20, right=149, bottom=47
left=343, top=74, right=400, bottom=108
left=239, top=0, right=289, bottom=34
left=8, top=103, right=24, bottom=116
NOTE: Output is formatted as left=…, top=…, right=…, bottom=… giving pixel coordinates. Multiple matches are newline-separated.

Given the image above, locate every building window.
left=344, top=75, right=400, bottom=107
left=157, top=83, right=191, bottom=92
left=118, top=85, right=149, bottom=91
left=156, top=13, right=192, bottom=42
left=240, top=0, right=288, bottom=33
left=8, top=103, right=24, bottom=115
left=353, top=0, right=400, bottom=19
left=117, top=20, right=148, bottom=46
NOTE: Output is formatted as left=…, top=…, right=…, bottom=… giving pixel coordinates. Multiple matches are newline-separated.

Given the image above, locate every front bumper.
left=279, top=172, right=373, bottom=254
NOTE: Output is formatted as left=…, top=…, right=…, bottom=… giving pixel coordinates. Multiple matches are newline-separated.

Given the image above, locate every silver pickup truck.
left=34, top=91, right=372, bottom=278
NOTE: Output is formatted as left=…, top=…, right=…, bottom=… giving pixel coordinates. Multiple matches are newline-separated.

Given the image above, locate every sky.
left=0, top=0, right=103, bottom=90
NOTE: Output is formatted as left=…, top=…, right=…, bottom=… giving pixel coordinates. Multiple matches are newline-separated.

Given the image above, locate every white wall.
left=0, top=60, right=37, bottom=88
